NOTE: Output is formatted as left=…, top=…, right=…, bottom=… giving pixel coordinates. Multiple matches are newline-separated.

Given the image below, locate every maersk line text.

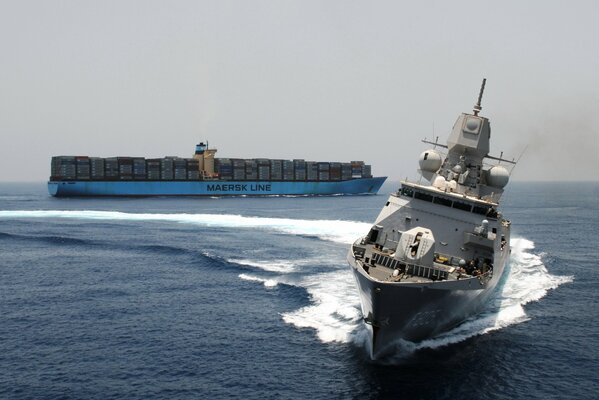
left=206, top=184, right=272, bottom=192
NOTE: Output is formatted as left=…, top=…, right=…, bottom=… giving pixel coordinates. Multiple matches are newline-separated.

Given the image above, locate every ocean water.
left=0, top=181, right=596, bottom=399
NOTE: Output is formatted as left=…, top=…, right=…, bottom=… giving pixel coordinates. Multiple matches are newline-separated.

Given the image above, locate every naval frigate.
left=347, top=79, right=515, bottom=359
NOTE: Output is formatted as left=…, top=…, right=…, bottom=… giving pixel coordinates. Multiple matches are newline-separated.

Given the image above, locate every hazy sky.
left=1, top=0, right=598, bottom=182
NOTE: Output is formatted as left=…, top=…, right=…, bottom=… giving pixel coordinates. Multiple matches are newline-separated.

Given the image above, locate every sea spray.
left=245, top=237, right=573, bottom=355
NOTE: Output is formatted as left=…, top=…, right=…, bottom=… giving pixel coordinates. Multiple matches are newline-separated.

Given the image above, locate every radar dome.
left=432, top=176, right=447, bottom=190
left=487, top=166, right=509, bottom=188
left=419, top=150, right=442, bottom=173
left=446, top=180, right=457, bottom=192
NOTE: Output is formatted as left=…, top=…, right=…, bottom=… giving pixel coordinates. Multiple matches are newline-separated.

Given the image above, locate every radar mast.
left=473, top=78, right=486, bottom=116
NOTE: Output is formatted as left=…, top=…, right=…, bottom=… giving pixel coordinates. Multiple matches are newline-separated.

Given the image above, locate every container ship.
left=48, top=143, right=387, bottom=197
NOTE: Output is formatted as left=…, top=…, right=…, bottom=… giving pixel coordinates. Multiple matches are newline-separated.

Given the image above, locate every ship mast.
left=473, top=78, right=486, bottom=116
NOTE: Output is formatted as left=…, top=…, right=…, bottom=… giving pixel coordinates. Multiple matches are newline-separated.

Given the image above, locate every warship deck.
left=351, top=242, right=494, bottom=285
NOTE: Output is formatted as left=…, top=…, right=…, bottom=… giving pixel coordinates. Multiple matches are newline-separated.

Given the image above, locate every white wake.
left=0, top=210, right=370, bottom=244
left=240, top=237, right=573, bottom=355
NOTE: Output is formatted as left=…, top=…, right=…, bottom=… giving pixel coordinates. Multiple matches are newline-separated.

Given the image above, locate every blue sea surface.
left=0, top=182, right=597, bottom=399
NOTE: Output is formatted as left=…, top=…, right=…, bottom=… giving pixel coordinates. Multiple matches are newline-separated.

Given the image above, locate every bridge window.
left=473, top=205, right=488, bottom=215
left=433, top=197, right=452, bottom=207
left=414, top=191, right=433, bottom=202
left=400, top=186, right=414, bottom=197
left=453, top=201, right=472, bottom=212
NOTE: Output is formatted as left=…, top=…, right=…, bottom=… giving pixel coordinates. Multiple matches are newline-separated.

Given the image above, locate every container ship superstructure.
left=48, top=143, right=386, bottom=197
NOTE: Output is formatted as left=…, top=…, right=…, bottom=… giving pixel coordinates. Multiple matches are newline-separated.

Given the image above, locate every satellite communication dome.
left=487, top=165, right=510, bottom=188
left=446, top=180, right=457, bottom=192
left=433, top=176, right=447, bottom=190
left=419, top=150, right=442, bottom=173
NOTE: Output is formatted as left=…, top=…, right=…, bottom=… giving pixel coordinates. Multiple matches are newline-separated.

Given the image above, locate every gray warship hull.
left=347, top=79, right=516, bottom=359
left=348, top=244, right=509, bottom=358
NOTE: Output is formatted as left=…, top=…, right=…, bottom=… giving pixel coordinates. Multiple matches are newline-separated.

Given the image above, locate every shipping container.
left=215, top=158, right=233, bottom=178
left=233, top=167, right=246, bottom=180
left=146, top=158, right=161, bottom=180
left=147, top=172, right=161, bottom=180
left=282, top=160, right=294, bottom=181
left=76, top=156, right=90, bottom=180
left=173, top=158, right=187, bottom=180
left=351, top=161, right=364, bottom=179
left=187, top=158, right=199, bottom=168
left=306, top=162, right=318, bottom=181
left=294, top=170, right=306, bottom=181
left=218, top=165, right=233, bottom=174
left=341, top=163, right=352, bottom=180
left=161, top=158, right=174, bottom=180
left=318, top=162, right=330, bottom=172
left=330, top=162, right=341, bottom=181
left=187, top=158, right=199, bottom=180
left=90, top=157, right=105, bottom=179
left=232, top=158, right=245, bottom=168
left=50, top=157, right=60, bottom=179
left=293, top=159, right=307, bottom=180
left=187, top=170, right=200, bottom=180
left=118, top=157, right=133, bottom=177
left=105, top=158, right=119, bottom=180
left=293, top=159, right=306, bottom=180
left=270, top=159, right=283, bottom=180
left=51, top=156, right=77, bottom=180
left=132, top=158, right=146, bottom=180
left=174, top=171, right=188, bottom=180
left=245, top=160, right=258, bottom=180
left=258, top=165, right=270, bottom=181
left=218, top=158, right=233, bottom=180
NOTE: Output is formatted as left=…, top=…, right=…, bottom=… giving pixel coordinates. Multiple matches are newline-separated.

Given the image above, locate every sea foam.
left=249, top=237, right=573, bottom=356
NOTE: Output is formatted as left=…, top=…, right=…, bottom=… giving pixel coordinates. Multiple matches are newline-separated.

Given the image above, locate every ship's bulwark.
left=48, top=177, right=386, bottom=197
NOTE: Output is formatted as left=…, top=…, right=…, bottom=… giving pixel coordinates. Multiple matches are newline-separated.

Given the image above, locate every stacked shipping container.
left=187, top=159, right=200, bottom=180
left=294, top=160, right=306, bottom=180
left=133, top=158, right=146, bottom=180
left=51, top=156, right=76, bottom=180
left=50, top=156, right=374, bottom=181
left=245, top=160, right=258, bottom=180
left=146, top=159, right=161, bottom=180
left=105, top=158, right=119, bottom=179
left=90, top=158, right=105, bottom=179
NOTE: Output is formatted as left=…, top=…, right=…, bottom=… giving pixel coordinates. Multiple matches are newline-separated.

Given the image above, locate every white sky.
left=1, top=0, right=598, bottom=182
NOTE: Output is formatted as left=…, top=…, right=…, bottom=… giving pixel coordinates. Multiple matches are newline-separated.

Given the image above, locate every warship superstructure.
left=347, top=80, right=515, bottom=359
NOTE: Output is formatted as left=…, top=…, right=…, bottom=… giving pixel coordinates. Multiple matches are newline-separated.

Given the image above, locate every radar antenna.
left=473, top=78, right=486, bottom=116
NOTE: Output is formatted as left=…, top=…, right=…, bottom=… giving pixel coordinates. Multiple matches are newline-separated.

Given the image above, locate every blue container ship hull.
left=48, top=177, right=386, bottom=197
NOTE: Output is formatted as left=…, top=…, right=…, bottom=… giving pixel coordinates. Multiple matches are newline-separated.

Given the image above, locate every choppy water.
left=0, top=182, right=596, bottom=399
